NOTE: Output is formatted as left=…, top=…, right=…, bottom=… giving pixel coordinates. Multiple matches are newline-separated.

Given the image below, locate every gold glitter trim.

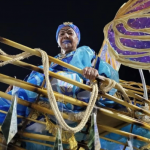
left=63, top=22, right=73, bottom=25
left=45, top=115, right=77, bottom=149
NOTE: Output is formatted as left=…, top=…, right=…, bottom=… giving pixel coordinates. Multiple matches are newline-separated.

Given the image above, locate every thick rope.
left=0, top=48, right=98, bottom=133
left=0, top=49, right=31, bottom=67
left=35, top=48, right=98, bottom=133
left=0, top=48, right=132, bottom=132
left=99, top=76, right=133, bottom=115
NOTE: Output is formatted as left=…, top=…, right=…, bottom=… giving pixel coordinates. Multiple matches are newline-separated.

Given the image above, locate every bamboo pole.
left=125, top=89, right=144, bottom=96
left=120, top=84, right=144, bottom=92
left=0, top=91, right=69, bottom=120
left=1, top=108, right=150, bottom=145
left=101, top=93, right=150, bottom=116
left=0, top=54, right=92, bottom=92
left=1, top=73, right=150, bottom=130
left=0, top=37, right=149, bottom=96
left=18, top=132, right=56, bottom=143
left=1, top=91, right=150, bottom=132
left=0, top=36, right=82, bottom=74
left=17, top=132, right=67, bottom=144
left=2, top=54, right=147, bottom=102
left=0, top=73, right=88, bottom=107
left=1, top=72, right=150, bottom=118
left=1, top=46, right=150, bottom=105
left=1, top=121, right=149, bottom=148
left=125, top=89, right=150, bottom=104
left=0, top=109, right=51, bottom=125
left=98, top=125, right=150, bottom=143
left=98, top=107, right=150, bottom=130
left=120, top=79, right=150, bottom=89
left=99, top=123, right=129, bottom=137
left=0, top=125, right=67, bottom=144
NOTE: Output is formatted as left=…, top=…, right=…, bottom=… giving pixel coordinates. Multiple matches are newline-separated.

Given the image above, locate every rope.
left=99, top=76, right=133, bottom=115
left=0, top=48, right=132, bottom=132
left=0, top=48, right=98, bottom=133
left=35, top=48, right=98, bottom=133
left=0, top=49, right=31, bottom=67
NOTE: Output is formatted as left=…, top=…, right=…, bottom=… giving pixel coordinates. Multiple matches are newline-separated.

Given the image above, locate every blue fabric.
left=56, top=23, right=81, bottom=44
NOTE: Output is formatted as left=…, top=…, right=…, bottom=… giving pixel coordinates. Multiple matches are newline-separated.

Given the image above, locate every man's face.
left=58, top=26, right=78, bottom=53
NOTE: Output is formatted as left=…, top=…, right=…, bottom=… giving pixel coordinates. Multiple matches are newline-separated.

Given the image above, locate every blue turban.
left=56, top=22, right=81, bottom=44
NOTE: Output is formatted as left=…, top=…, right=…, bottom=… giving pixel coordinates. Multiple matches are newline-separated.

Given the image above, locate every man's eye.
left=68, top=32, right=73, bottom=35
left=59, top=33, right=64, bottom=36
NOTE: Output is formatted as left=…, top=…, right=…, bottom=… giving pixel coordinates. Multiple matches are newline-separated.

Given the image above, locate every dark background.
left=0, top=0, right=149, bottom=92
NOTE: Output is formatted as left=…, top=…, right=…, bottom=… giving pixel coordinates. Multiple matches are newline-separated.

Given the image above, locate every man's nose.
left=64, top=33, right=69, bottom=38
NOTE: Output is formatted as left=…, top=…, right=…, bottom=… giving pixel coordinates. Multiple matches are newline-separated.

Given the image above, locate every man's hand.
left=82, top=67, right=99, bottom=81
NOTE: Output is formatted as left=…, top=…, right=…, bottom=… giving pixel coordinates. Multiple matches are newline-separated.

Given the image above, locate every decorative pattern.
left=103, top=0, right=150, bottom=69
left=98, top=41, right=121, bottom=71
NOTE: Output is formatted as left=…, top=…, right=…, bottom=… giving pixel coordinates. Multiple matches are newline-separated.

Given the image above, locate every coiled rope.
left=0, top=48, right=133, bottom=132
left=0, top=48, right=98, bottom=133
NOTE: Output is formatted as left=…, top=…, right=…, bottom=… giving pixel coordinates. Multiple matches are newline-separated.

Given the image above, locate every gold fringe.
left=30, top=110, right=40, bottom=120
left=67, top=111, right=85, bottom=121
left=67, top=134, right=78, bottom=150
left=45, top=115, right=78, bottom=149
left=37, top=101, right=51, bottom=109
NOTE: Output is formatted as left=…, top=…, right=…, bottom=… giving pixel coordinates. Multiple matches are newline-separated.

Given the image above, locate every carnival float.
left=0, top=0, right=150, bottom=149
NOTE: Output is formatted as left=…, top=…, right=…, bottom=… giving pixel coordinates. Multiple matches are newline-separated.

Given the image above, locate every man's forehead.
left=60, top=27, right=74, bottom=32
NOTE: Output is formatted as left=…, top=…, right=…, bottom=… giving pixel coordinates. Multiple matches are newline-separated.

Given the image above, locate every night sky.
left=0, top=0, right=149, bottom=92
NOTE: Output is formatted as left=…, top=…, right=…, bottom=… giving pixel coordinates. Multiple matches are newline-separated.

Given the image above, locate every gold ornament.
left=45, top=115, right=77, bottom=149
left=63, top=22, right=73, bottom=25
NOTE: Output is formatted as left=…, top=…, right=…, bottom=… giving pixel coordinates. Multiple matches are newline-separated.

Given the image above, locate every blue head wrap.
left=56, top=22, right=81, bottom=45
